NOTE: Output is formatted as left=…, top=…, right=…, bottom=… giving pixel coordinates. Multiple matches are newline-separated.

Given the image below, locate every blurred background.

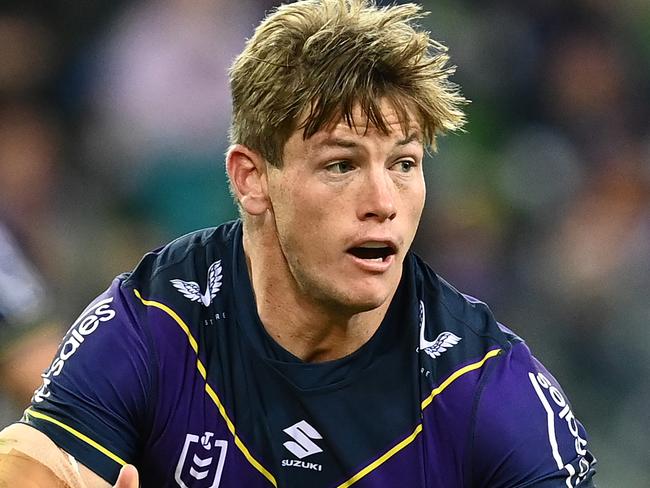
left=0, top=0, right=648, bottom=485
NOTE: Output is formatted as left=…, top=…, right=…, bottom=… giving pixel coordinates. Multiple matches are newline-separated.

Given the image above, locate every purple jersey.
left=23, top=220, right=597, bottom=487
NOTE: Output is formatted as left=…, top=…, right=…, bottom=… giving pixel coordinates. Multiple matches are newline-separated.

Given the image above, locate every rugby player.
left=0, top=1, right=597, bottom=486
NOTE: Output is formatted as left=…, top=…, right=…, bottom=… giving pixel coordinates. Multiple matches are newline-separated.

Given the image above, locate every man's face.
left=266, top=102, right=426, bottom=314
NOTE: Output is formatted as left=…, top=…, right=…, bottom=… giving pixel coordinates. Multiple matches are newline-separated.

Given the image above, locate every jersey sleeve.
left=469, top=340, right=597, bottom=487
left=20, top=277, right=155, bottom=484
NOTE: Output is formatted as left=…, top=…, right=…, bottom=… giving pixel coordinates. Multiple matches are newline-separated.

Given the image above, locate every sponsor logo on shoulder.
left=529, top=371, right=595, bottom=486
left=417, top=300, right=461, bottom=359
left=33, top=297, right=116, bottom=402
left=281, top=420, right=323, bottom=472
left=175, top=432, right=228, bottom=488
left=171, top=260, right=223, bottom=307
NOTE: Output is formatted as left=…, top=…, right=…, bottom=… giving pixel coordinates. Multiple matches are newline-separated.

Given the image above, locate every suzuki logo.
left=283, top=420, right=323, bottom=459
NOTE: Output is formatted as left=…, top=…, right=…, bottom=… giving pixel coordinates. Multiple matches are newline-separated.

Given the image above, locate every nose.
left=358, top=168, right=397, bottom=221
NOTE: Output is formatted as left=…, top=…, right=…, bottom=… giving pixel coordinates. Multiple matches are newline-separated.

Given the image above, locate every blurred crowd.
left=0, top=0, right=648, bottom=485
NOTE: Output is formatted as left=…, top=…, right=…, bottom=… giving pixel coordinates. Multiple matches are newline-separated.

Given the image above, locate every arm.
left=0, top=423, right=139, bottom=487
left=469, top=341, right=597, bottom=487
left=0, top=423, right=110, bottom=487
left=15, top=280, right=153, bottom=484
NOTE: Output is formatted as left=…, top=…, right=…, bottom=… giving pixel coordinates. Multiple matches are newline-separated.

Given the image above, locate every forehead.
left=305, top=101, right=422, bottom=145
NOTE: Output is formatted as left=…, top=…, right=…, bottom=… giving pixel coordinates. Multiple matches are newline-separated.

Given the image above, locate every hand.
left=113, top=464, right=139, bottom=488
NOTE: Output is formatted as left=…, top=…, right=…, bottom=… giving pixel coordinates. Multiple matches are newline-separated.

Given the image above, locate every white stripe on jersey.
left=528, top=372, right=575, bottom=488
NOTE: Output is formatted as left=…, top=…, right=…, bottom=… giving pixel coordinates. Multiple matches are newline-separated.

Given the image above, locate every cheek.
left=284, top=189, right=325, bottom=224
left=273, top=184, right=327, bottom=244
left=402, top=178, right=426, bottom=217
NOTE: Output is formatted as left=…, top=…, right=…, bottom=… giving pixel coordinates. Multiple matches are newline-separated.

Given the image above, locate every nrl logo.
left=418, top=300, right=462, bottom=359
left=171, top=260, right=223, bottom=307
left=175, top=432, right=227, bottom=488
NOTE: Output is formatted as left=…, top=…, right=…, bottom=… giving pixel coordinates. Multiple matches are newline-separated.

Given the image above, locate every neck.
left=242, top=219, right=394, bottom=362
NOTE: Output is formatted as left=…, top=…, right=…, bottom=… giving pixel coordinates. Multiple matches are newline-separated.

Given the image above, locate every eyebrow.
left=318, top=131, right=422, bottom=149
left=396, top=132, right=422, bottom=146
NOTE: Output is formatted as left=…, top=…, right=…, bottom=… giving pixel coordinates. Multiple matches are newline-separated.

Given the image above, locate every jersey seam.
left=464, top=347, right=503, bottom=487
left=117, top=281, right=160, bottom=456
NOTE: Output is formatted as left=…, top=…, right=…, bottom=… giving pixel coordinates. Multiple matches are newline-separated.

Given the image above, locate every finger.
left=113, top=464, right=139, bottom=488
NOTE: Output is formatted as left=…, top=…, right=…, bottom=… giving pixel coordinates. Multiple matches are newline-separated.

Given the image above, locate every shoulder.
left=117, top=220, right=241, bottom=313
left=409, top=254, right=597, bottom=486
left=21, top=223, right=243, bottom=484
left=121, top=220, right=239, bottom=294
left=410, top=252, right=519, bottom=370
left=468, top=340, right=597, bottom=486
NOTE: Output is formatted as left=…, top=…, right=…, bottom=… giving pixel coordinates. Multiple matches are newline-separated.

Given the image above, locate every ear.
left=226, top=144, right=270, bottom=216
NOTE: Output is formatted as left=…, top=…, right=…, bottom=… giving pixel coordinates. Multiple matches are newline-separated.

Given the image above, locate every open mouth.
left=347, top=243, right=397, bottom=262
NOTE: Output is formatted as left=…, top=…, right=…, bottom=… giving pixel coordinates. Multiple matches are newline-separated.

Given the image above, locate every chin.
left=300, top=268, right=398, bottom=314
left=326, top=286, right=391, bottom=314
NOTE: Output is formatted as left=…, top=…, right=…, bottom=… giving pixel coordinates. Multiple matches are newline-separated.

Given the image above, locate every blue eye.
left=327, top=161, right=355, bottom=174
left=394, top=160, right=416, bottom=172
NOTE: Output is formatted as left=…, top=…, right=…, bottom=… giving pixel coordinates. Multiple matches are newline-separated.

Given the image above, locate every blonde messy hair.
left=229, top=0, right=466, bottom=166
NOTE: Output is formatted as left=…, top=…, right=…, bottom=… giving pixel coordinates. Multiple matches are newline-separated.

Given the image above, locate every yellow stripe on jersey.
left=24, top=408, right=127, bottom=466
left=133, top=289, right=278, bottom=487
left=421, top=348, right=502, bottom=410
left=337, top=348, right=502, bottom=488
left=134, top=289, right=199, bottom=354
left=337, top=423, right=423, bottom=488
